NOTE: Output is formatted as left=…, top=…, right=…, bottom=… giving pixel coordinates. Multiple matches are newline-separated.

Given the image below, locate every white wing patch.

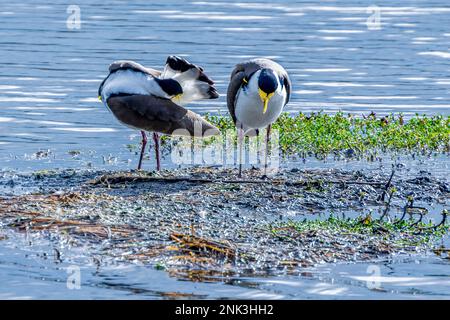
left=172, top=69, right=213, bottom=104
left=101, top=70, right=167, bottom=101
left=160, top=58, right=218, bottom=104
left=160, top=65, right=178, bottom=80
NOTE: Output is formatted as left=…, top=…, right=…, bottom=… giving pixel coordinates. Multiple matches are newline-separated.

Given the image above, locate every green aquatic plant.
left=269, top=214, right=449, bottom=248
left=142, top=112, right=449, bottom=161
left=203, top=112, right=449, bottom=158
left=32, top=169, right=58, bottom=179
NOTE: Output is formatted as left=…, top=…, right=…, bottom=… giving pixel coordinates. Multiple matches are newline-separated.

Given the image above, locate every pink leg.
left=137, top=131, right=147, bottom=170
left=238, top=124, right=244, bottom=178
left=263, top=124, right=272, bottom=177
left=153, top=132, right=161, bottom=171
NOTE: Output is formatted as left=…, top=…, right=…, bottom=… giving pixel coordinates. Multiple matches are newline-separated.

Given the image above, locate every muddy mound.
left=0, top=167, right=448, bottom=279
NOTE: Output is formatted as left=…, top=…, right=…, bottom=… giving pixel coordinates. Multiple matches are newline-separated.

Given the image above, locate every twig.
left=378, top=169, right=395, bottom=202
left=170, top=232, right=235, bottom=259
left=90, top=175, right=386, bottom=187
left=379, top=188, right=395, bottom=221
left=434, top=210, right=448, bottom=229
left=409, top=211, right=424, bottom=227
left=394, top=197, right=414, bottom=225
left=418, top=209, right=448, bottom=232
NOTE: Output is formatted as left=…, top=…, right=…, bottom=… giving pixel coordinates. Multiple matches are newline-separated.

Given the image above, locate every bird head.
left=155, top=78, right=183, bottom=101
left=258, top=68, right=278, bottom=114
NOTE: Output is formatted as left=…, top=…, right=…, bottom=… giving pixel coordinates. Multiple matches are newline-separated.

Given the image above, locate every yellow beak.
left=259, top=89, right=274, bottom=114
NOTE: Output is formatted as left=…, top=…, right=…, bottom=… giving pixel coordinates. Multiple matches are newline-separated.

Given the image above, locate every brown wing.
left=282, top=73, right=292, bottom=106
left=106, top=94, right=219, bottom=137
left=226, top=69, right=245, bottom=124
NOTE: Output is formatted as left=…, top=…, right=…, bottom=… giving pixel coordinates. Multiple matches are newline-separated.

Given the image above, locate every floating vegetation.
left=9, top=216, right=136, bottom=239
left=270, top=214, right=448, bottom=252
left=0, top=166, right=448, bottom=280
left=68, top=150, right=81, bottom=157
left=170, top=232, right=236, bottom=260
left=434, top=247, right=450, bottom=260
left=31, top=149, right=53, bottom=160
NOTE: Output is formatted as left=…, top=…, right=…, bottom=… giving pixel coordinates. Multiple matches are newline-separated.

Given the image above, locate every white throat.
left=234, top=70, right=286, bottom=131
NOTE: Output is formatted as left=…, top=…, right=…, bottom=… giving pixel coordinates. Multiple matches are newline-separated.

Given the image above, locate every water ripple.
left=0, top=0, right=448, bottom=161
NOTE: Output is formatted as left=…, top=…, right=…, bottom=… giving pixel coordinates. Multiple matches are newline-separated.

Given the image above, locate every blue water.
left=1, top=0, right=450, bottom=170
left=0, top=1, right=449, bottom=299
left=1, top=227, right=450, bottom=299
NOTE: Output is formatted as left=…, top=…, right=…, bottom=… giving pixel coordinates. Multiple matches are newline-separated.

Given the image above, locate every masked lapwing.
left=227, top=58, right=291, bottom=177
left=98, top=56, right=220, bottom=170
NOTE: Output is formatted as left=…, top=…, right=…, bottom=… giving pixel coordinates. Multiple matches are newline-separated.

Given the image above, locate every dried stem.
left=378, top=169, right=395, bottom=202
left=90, top=175, right=385, bottom=188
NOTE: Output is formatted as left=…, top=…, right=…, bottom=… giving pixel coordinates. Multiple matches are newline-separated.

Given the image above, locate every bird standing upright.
left=98, top=56, right=220, bottom=171
left=227, top=58, right=291, bottom=177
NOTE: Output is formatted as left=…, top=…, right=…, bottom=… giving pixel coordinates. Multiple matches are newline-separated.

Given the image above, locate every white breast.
left=101, top=69, right=166, bottom=101
left=234, top=72, right=286, bottom=131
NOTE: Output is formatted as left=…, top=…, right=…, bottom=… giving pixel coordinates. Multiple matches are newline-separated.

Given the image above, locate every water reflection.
left=1, top=230, right=449, bottom=299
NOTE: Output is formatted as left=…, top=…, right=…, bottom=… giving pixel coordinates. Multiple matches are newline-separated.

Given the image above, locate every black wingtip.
left=166, top=55, right=193, bottom=73
left=198, top=73, right=215, bottom=85
left=208, top=87, right=220, bottom=99
left=166, top=55, right=215, bottom=85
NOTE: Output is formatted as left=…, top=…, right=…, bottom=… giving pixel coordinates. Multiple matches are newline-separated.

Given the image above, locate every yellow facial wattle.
left=258, top=89, right=274, bottom=114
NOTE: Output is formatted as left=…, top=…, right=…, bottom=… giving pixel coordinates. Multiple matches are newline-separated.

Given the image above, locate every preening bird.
left=227, top=58, right=291, bottom=176
left=98, top=56, right=220, bottom=170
